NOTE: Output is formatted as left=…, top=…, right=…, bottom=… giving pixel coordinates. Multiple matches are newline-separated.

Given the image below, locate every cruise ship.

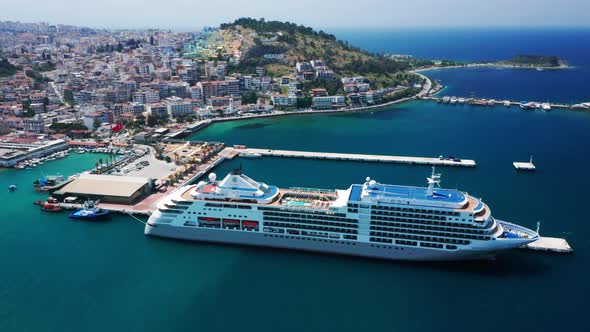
left=145, top=168, right=539, bottom=261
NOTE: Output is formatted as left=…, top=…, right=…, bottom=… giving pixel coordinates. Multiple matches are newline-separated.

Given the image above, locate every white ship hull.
left=145, top=223, right=526, bottom=261
left=145, top=170, right=539, bottom=262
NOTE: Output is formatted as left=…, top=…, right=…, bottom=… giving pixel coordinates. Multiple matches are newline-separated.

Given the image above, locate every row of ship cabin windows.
left=370, top=238, right=446, bottom=250
left=263, top=234, right=358, bottom=245
left=371, top=232, right=472, bottom=245
left=204, top=203, right=253, bottom=209
left=185, top=211, right=251, bottom=218
left=371, top=210, right=451, bottom=221
left=348, top=203, right=465, bottom=217
left=371, top=216, right=483, bottom=229
left=264, top=216, right=358, bottom=229
left=264, top=221, right=358, bottom=234
left=371, top=223, right=489, bottom=235
left=258, top=206, right=347, bottom=218
left=262, top=211, right=355, bottom=223
left=371, top=229, right=490, bottom=241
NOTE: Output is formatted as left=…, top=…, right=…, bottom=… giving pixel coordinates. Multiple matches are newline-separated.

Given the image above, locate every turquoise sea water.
left=3, top=105, right=588, bottom=332
left=2, top=29, right=590, bottom=331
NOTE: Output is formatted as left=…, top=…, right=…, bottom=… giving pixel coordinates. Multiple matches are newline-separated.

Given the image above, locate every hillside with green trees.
left=0, top=57, right=19, bottom=77
left=222, top=18, right=431, bottom=89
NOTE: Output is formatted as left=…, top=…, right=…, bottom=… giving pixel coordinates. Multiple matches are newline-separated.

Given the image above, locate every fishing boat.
left=68, top=201, right=110, bottom=220
left=520, top=101, right=536, bottom=109
left=34, top=175, right=66, bottom=192
left=41, top=203, right=63, bottom=212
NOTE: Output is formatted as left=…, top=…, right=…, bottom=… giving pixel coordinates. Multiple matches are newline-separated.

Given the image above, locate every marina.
left=236, top=148, right=477, bottom=167
left=423, top=96, right=577, bottom=110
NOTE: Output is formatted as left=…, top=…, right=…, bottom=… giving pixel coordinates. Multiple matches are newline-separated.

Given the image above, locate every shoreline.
left=188, top=96, right=421, bottom=131
left=185, top=74, right=434, bottom=134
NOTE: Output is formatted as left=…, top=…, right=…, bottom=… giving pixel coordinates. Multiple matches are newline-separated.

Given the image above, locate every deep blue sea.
left=2, top=28, right=589, bottom=332
left=334, top=28, right=590, bottom=103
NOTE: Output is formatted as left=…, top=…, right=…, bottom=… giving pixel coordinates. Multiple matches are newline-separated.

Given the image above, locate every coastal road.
left=414, top=72, right=432, bottom=97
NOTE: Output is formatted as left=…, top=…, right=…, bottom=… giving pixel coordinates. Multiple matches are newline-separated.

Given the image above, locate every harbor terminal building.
left=53, top=174, right=153, bottom=204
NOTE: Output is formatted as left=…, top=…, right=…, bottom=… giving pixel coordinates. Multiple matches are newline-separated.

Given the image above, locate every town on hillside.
left=0, top=19, right=431, bottom=168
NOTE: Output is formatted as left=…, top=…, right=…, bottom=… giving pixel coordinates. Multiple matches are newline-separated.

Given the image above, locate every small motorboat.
left=33, top=199, right=44, bottom=205
left=8, top=184, right=16, bottom=191
left=41, top=203, right=63, bottom=212
left=68, top=201, right=110, bottom=220
left=239, top=152, right=262, bottom=158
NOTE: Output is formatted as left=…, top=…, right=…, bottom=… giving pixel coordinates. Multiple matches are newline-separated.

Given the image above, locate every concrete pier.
left=240, top=148, right=477, bottom=167
left=524, top=237, right=573, bottom=253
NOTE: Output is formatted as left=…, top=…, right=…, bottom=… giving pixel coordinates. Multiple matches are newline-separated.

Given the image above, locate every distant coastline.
left=412, top=62, right=573, bottom=73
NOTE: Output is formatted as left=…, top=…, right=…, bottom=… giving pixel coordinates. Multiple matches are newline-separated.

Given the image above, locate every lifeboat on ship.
left=242, top=220, right=259, bottom=230
left=222, top=219, right=240, bottom=227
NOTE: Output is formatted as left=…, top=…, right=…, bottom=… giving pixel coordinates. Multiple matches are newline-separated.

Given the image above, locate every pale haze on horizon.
left=1, top=0, right=589, bottom=30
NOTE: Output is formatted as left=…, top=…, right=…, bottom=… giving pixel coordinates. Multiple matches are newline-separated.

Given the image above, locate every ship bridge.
left=189, top=170, right=280, bottom=204
left=351, top=176, right=468, bottom=209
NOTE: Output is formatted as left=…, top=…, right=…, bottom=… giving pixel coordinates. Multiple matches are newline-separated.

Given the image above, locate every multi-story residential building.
left=310, top=60, right=326, bottom=68
left=164, top=96, right=195, bottom=118
left=241, top=75, right=252, bottom=90
left=198, top=79, right=240, bottom=102
left=271, top=94, right=298, bottom=107
left=23, top=115, right=45, bottom=132
left=316, top=69, right=335, bottom=80
left=190, top=86, right=203, bottom=103
left=280, top=76, right=291, bottom=86
left=312, top=95, right=346, bottom=109
left=146, top=102, right=168, bottom=117
left=133, top=89, right=160, bottom=104
left=296, top=62, right=313, bottom=73
left=206, top=96, right=241, bottom=108
left=311, top=88, right=328, bottom=97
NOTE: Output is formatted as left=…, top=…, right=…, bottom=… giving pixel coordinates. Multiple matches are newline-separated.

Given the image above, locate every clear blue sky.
left=2, top=0, right=590, bottom=30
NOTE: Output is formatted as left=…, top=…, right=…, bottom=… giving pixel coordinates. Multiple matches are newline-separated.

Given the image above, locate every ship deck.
left=180, top=186, right=338, bottom=210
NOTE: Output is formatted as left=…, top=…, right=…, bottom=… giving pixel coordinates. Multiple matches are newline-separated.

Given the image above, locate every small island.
left=415, top=54, right=571, bottom=72
left=496, top=55, right=569, bottom=69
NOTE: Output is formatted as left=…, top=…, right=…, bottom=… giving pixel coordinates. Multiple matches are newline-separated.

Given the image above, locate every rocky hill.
left=221, top=18, right=430, bottom=88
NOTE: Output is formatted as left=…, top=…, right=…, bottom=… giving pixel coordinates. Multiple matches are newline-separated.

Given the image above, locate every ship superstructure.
left=145, top=168, right=538, bottom=261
